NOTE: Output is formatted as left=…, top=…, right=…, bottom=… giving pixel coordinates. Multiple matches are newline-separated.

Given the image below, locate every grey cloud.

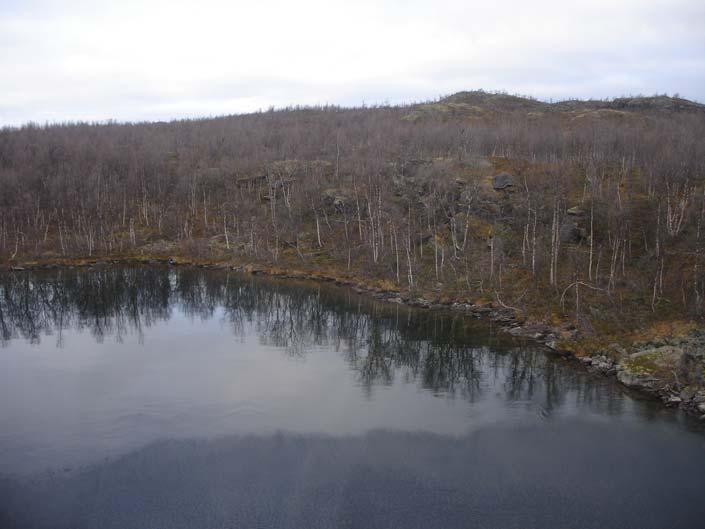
left=1, top=0, right=704, bottom=126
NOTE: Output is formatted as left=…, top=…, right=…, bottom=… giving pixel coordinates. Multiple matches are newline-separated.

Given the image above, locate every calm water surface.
left=0, top=267, right=703, bottom=529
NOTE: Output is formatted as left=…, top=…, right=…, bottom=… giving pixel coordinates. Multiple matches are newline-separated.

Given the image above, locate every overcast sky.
left=1, top=0, right=704, bottom=126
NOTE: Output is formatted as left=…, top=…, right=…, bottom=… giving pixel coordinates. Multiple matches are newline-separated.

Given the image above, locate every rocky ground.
left=502, top=323, right=705, bottom=418
left=610, top=337, right=705, bottom=416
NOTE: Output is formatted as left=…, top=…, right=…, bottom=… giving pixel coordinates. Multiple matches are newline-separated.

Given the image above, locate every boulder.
left=492, top=172, right=514, bottom=190
left=679, top=344, right=705, bottom=386
left=322, top=188, right=354, bottom=212
left=617, top=346, right=683, bottom=392
left=665, top=395, right=682, bottom=406
left=559, top=222, right=584, bottom=243
left=680, top=387, right=697, bottom=401
left=617, top=368, right=659, bottom=391
left=589, top=355, right=615, bottom=374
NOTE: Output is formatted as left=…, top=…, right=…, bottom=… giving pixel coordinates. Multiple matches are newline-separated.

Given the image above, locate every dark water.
left=0, top=267, right=703, bottom=529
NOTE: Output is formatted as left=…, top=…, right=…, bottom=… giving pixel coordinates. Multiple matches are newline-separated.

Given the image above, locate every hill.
left=405, top=90, right=705, bottom=121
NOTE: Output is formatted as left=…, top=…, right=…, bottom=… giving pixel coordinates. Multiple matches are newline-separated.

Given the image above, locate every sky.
left=1, top=0, right=704, bottom=126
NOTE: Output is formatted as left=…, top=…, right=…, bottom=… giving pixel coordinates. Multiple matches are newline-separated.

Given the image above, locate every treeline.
left=1, top=93, right=705, bottom=330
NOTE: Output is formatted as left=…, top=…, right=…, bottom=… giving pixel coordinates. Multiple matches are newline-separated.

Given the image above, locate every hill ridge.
left=438, top=90, right=705, bottom=114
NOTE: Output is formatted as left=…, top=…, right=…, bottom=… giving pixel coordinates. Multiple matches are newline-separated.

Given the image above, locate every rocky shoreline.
left=4, top=256, right=705, bottom=419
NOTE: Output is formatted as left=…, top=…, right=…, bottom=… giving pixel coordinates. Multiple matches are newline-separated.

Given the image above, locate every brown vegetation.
left=2, top=89, right=705, bottom=347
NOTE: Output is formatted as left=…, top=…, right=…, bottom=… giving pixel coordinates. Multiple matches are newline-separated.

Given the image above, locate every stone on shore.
left=616, top=346, right=682, bottom=392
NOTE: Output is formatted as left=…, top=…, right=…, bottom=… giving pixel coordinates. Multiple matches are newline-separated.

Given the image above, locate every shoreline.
left=3, top=255, right=705, bottom=419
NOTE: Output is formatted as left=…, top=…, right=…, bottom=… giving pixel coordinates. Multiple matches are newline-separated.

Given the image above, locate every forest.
left=2, top=90, right=705, bottom=348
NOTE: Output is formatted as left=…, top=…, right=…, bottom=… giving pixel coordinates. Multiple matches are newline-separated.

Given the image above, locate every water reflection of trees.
left=0, top=267, right=173, bottom=345
left=0, top=267, right=625, bottom=413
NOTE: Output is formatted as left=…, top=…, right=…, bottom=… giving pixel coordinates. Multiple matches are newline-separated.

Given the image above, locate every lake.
left=0, top=266, right=704, bottom=529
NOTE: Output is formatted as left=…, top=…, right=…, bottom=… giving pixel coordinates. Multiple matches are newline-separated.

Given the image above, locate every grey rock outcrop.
left=585, top=354, right=616, bottom=375
left=559, top=222, right=584, bottom=243
left=322, top=188, right=354, bottom=212
left=617, top=368, right=660, bottom=391
left=492, top=172, right=514, bottom=190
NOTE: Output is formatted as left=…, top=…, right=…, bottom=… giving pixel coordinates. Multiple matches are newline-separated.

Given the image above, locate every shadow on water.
left=2, top=425, right=705, bottom=529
